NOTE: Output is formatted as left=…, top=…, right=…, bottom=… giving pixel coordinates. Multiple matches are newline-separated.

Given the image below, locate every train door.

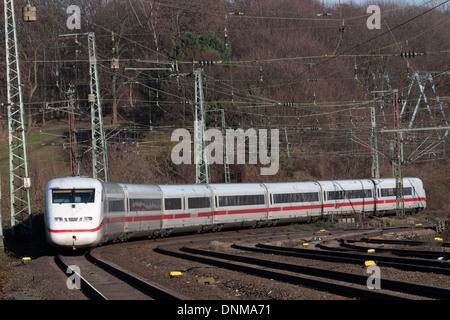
left=318, top=183, right=325, bottom=219
left=103, top=183, right=127, bottom=241
left=122, top=185, right=134, bottom=234
left=261, top=184, right=270, bottom=224
left=211, top=187, right=219, bottom=228
left=370, top=179, right=380, bottom=214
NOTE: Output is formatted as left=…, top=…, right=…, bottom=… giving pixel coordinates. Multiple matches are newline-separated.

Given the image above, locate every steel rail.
left=231, top=244, right=450, bottom=299
left=357, top=237, right=450, bottom=247
left=254, top=243, right=450, bottom=275
left=55, top=252, right=181, bottom=300
left=155, top=244, right=410, bottom=300
left=55, top=253, right=107, bottom=300
left=358, top=237, right=425, bottom=246
left=87, top=251, right=182, bottom=300
left=342, top=239, right=449, bottom=259
left=262, top=242, right=450, bottom=269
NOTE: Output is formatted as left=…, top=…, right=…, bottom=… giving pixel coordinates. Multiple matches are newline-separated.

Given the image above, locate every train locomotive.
left=45, top=177, right=426, bottom=250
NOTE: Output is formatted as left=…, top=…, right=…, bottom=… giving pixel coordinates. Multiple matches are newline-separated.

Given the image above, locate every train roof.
left=46, top=177, right=103, bottom=190
left=371, top=177, right=423, bottom=186
left=46, top=177, right=424, bottom=194
left=316, top=179, right=374, bottom=188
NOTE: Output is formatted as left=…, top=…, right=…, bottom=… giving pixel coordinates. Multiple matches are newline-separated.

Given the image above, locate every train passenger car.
left=318, top=179, right=375, bottom=216
left=209, top=183, right=268, bottom=229
left=159, top=184, right=213, bottom=234
left=372, top=178, right=426, bottom=214
left=265, top=182, right=322, bottom=223
left=118, top=183, right=163, bottom=240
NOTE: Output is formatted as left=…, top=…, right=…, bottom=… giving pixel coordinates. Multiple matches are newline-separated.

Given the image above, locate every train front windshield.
left=52, top=189, right=96, bottom=204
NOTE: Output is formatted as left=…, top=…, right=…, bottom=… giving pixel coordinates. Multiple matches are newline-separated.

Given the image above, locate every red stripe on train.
left=48, top=197, right=426, bottom=233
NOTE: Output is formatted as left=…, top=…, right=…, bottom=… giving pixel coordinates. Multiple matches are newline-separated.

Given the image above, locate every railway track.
left=340, top=239, right=450, bottom=259
left=251, top=243, right=450, bottom=275
left=355, top=237, right=450, bottom=247
left=154, top=242, right=449, bottom=300
left=49, top=225, right=446, bottom=300
left=55, top=251, right=181, bottom=300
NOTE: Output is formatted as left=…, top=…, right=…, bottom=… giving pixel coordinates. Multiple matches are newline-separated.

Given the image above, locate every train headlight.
left=84, top=216, right=93, bottom=221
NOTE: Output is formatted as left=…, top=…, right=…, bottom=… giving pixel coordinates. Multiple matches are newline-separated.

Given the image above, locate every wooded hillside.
left=0, top=0, right=449, bottom=216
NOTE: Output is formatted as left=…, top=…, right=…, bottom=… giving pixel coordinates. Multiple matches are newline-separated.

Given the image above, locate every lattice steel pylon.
left=60, top=32, right=109, bottom=181
left=370, top=107, right=380, bottom=179
left=67, top=85, right=79, bottom=177
left=393, top=91, right=405, bottom=219
left=400, top=72, right=449, bottom=138
left=88, top=32, right=109, bottom=182
left=4, top=0, right=32, bottom=234
left=194, top=69, right=210, bottom=184
left=366, top=71, right=393, bottom=123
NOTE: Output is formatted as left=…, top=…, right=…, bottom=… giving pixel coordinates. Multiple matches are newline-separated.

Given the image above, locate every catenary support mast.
left=60, top=32, right=109, bottom=181
left=194, top=69, right=210, bottom=184
left=5, top=0, right=32, bottom=235
left=88, top=32, right=109, bottom=182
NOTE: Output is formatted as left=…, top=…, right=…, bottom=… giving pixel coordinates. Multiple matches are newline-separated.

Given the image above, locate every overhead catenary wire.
left=270, top=0, right=450, bottom=89
left=4, top=1, right=446, bottom=167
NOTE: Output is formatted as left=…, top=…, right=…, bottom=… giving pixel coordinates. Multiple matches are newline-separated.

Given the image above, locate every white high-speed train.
left=45, top=177, right=426, bottom=250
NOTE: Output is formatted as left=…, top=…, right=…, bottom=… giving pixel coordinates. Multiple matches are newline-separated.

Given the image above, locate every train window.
left=74, top=190, right=96, bottom=203
left=381, top=188, right=395, bottom=197
left=52, top=189, right=95, bottom=203
left=108, top=199, right=125, bottom=212
left=347, top=189, right=372, bottom=199
left=218, top=194, right=265, bottom=207
left=273, top=192, right=319, bottom=204
left=327, top=190, right=345, bottom=200
left=130, top=199, right=161, bottom=211
left=327, top=189, right=372, bottom=200
left=52, top=190, right=72, bottom=203
left=165, top=198, right=182, bottom=210
left=380, top=187, right=412, bottom=197
left=188, top=197, right=211, bottom=209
